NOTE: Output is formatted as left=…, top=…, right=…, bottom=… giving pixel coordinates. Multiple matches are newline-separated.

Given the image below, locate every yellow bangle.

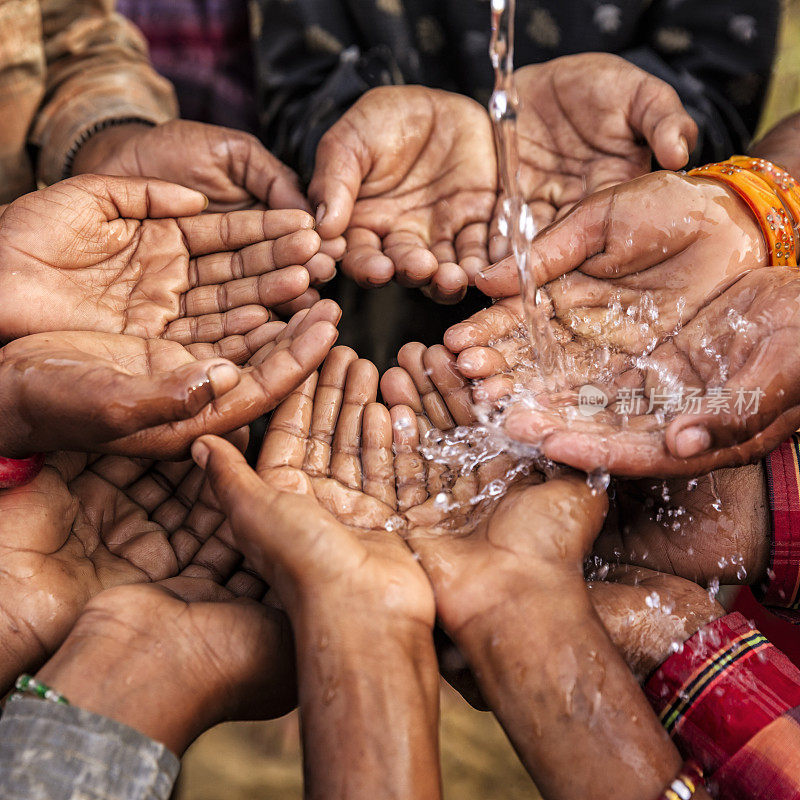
left=688, top=160, right=797, bottom=267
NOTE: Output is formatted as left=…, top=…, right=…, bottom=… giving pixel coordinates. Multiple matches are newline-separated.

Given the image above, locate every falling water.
left=488, top=0, right=567, bottom=393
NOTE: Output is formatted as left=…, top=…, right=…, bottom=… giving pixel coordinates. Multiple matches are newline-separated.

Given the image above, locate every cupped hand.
left=71, top=120, right=345, bottom=285
left=35, top=578, right=295, bottom=756
left=193, top=346, right=434, bottom=623
left=488, top=53, right=696, bottom=257
left=0, top=447, right=241, bottom=691
left=0, top=175, right=322, bottom=342
left=0, top=301, right=339, bottom=460
left=309, top=86, right=498, bottom=303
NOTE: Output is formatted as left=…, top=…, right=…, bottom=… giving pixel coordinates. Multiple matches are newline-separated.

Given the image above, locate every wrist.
left=36, top=621, right=214, bottom=755
left=70, top=121, right=153, bottom=176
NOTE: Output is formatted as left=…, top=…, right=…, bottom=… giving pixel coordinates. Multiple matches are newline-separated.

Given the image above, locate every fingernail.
left=315, top=202, right=327, bottom=226
left=679, top=136, right=689, bottom=162
left=207, top=363, right=240, bottom=397
left=202, top=195, right=210, bottom=211
left=191, top=439, right=210, bottom=469
left=674, top=425, right=712, bottom=458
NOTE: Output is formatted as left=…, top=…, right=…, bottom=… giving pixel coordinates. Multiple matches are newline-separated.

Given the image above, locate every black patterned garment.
left=252, top=0, right=779, bottom=180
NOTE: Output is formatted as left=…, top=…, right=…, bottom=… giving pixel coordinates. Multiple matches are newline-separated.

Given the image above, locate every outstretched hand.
left=0, top=301, right=340, bottom=460
left=309, top=86, right=498, bottom=303
left=0, top=175, right=322, bottom=343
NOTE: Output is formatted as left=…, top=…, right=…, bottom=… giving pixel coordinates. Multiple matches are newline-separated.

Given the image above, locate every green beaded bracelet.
left=12, top=674, right=70, bottom=706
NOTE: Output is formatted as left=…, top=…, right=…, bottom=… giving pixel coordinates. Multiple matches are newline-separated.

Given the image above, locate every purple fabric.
left=116, top=0, right=257, bottom=133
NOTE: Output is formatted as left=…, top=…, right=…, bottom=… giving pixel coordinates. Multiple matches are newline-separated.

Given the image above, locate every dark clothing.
left=253, top=0, right=780, bottom=181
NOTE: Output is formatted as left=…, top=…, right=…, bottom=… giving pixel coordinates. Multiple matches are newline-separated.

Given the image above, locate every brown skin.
left=381, top=364, right=718, bottom=798
left=71, top=119, right=345, bottom=285
left=446, top=258, right=800, bottom=477
left=491, top=54, right=697, bottom=255
left=0, top=446, right=261, bottom=693
left=193, top=349, right=442, bottom=800
left=309, top=86, right=498, bottom=304
left=0, top=301, right=341, bottom=460
left=36, top=579, right=296, bottom=757
left=0, top=175, right=324, bottom=343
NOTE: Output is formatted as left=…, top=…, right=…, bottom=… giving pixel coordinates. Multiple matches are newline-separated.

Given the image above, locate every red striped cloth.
left=646, top=613, right=800, bottom=798
left=762, top=434, right=800, bottom=619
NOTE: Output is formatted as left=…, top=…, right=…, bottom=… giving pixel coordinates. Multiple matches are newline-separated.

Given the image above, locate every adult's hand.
left=309, top=86, right=498, bottom=303
left=0, top=175, right=322, bottom=342
left=0, top=301, right=340, bottom=460
left=0, top=448, right=243, bottom=692
left=34, top=578, right=295, bottom=757
left=193, top=348, right=442, bottom=800
left=71, top=120, right=345, bottom=284
left=488, top=53, right=696, bottom=257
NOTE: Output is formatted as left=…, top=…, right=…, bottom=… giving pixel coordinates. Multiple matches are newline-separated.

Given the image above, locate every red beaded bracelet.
left=0, top=454, right=45, bottom=489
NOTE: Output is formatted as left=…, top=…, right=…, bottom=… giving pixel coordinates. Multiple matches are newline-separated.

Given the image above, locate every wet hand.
left=489, top=53, right=696, bottom=258
left=0, top=175, right=322, bottom=342
left=0, top=301, right=340, bottom=459
left=309, top=86, right=498, bottom=303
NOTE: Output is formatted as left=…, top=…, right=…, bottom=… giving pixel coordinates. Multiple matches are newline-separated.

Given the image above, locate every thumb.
left=307, top=124, right=366, bottom=239
left=70, top=174, right=208, bottom=220
left=628, top=75, right=698, bottom=170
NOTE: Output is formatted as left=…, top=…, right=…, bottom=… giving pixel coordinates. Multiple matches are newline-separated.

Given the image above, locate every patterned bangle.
left=657, top=761, right=704, bottom=800
left=11, top=674, right=70, bottom=706
left=0, top=453, right=45, bottom=489
left=688, top=160, right=798, bottom=267
left=61, top=117, right=156, bottom=180
left=729, top=155, right=800, bottom=245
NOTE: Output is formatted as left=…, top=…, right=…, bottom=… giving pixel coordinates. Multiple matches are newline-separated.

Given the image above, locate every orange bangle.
left=688, top=161, right=798, bottom=267
left=729, top=155, right=800, bottom=237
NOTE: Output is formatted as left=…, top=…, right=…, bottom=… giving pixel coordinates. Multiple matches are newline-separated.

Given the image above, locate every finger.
left=181, top=533, right=242, bottom=585
left=319, top=235, right=346, bottom=261
left=457, top=346, right=509, bottom=380
left=77, top=174, right=207, bottom=220
left=303, top=346, right=359, bottom=476
left=258, top=373, right=318, bottom=472
left=474, top=255, right=520, bottom=298
left=380, top=367, right=425, bottom=415
left=443, top=299, right=523, bottom=353
left=383, top=231, right=439, bottom=287
left=425, top=263, right=469, bottom=305
left=308, top=122, right=367, bottom=239
left=183, top=265, right=310, bottom=315
left=397, top=342, right=455, bottom=430
left=234, top=136, right=310, bottom=211
left=177, top=209, right=316, bottom=256
left=341, top=227, right=395, bottom=288
left=628, top=75, right=698, bottom=171
left=165, top=306, right=272, bottom=346
left=273, top=288, right=321, bottom=318
left=330, top=359, right=380, bottom=490
left=303, top=252, right=338, bottom=285
left=455, top=223, right=490, bottom=282
left=361, top=402, right=397, bottom=508
left=191, top=230, right=321, bottom=285
left=423, top=345, right=475, bottom=426
left=391, top=405, right=428, bottom=512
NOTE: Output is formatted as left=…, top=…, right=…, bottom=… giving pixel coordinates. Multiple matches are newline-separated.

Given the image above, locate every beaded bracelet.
left=0, top=453, right=45, bottom=489
left=656, top=760, right=704, bottom=800
left=688, top=160, right=798, bottom=267
left=11, top=674, right=70, bottom=706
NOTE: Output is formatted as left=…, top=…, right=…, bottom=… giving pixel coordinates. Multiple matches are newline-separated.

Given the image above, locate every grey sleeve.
left=0, top=697, right=180, bottom=800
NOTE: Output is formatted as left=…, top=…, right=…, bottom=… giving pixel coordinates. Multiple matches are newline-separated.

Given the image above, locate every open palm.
left=309, top=86, right=498, bottom=303
left=0, top=175, right=319, bottom=343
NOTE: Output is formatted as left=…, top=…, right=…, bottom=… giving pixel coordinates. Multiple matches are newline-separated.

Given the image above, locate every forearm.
left=294, top=608, right=441, bottom=800
left=454, top=583, right=687, bottom=800
left=750, top=112, right=800, bottom=179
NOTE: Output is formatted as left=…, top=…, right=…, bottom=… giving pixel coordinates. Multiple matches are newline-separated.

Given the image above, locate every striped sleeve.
left=761, top=434, right=800, bottom=620
left=645, top=612, right=800, bottom=798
